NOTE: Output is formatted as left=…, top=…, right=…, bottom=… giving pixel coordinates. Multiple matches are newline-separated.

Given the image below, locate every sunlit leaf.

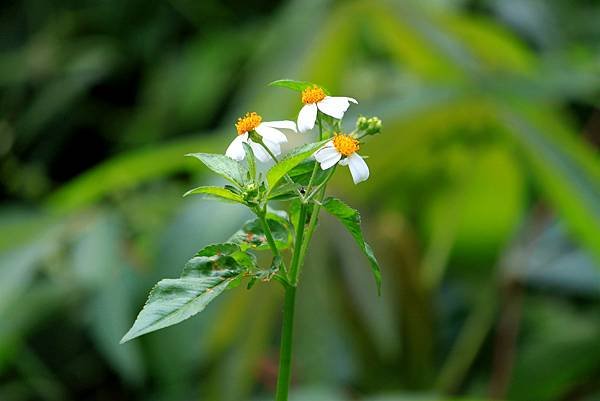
left=322, top=197, right=382, bottom=293
left=268, top=79, right=322, bottom=92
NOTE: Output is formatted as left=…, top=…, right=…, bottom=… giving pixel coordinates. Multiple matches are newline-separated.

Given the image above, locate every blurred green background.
left=2, top=0, right=600, bottom=400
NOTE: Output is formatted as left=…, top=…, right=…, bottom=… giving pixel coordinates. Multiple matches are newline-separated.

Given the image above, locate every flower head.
left=235, top=112, right=262, bottom=135
left=301, top=86, right=326, bottom=104
left=226, top=112, right=297, bottom=162
left=313, top=133, right=369, bottom=184
left=297, top=85, right=357, bottom=133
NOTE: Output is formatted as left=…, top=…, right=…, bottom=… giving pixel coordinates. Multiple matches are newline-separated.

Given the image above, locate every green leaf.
left=120, top=275, right=238, bottom=343
left=266, top=141, right=327, bottom=190
left=228, top=215, right=292, bottom=251
left=288, top=159, right=330, bottom=187
left=268, top=79, right=319, bottom=92
left=192, top=242, right=257, bottom=272
left=322, top=197, right=382, bottom=294
left=183, top=186, right=244, bottom=203
left=121, top=242, right=253, bottom=343
left=267, top=181, right=301, bottom=201
left=185, top=153, right=247, bottom=187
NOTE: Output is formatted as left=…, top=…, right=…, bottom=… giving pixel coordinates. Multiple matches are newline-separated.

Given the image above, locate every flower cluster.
left=224, top=81, right=381, bottom=184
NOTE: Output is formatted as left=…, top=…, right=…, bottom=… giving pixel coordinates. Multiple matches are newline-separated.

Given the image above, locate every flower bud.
left=356, top=116, right=382, bottom=136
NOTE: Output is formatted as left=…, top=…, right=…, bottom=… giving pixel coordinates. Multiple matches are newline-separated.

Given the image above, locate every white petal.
left=347, top=97, right=358, bottom=104
left=316, top=96, right=354, bottom=119
left=248, top=140, right=271, bottom=162
left=261, top=120, right=297, bottom=132
left=225, top=134, right=247, bottom=161
left=319, top=152, right=342, bottom=170
left=313, top=144, right=338, bottom=163
left=263, top=138, right=282, bottom=155
left=255, top=124, right=288, bottom=144
left=297, top=103, right=317, bottom=132
left=346, top=153, right=370, bottom=184
left=339, top=157, right=349, bottom=166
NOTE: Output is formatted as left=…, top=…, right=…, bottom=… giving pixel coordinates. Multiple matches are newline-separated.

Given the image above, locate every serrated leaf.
left=120, top=276, right=237, bottom=343
left=228, top=215, right=292, bottom=251
left=183, top=186, right=244, bottom=203
left=266, top=141, right=327, bottom=190
left=121, top=242, right=254, bottom=343
left=185, top=153, right=247, bottom=187
left=322, top=197, right=382, bottom=294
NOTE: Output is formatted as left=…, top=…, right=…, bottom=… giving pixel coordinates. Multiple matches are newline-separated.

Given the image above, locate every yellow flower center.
left=332, top=133, right=360, bottom=156
left=301, top=85, right=326, bottom=104
left=235, top=112, right=262, bottom=135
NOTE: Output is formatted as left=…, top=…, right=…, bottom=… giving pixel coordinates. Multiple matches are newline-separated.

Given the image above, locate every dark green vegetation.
left=1, top=0, right=600, bottom=400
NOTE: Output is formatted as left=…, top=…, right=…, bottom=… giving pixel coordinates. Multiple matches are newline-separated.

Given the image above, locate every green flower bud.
left=356, top=116, right=382, bottom=136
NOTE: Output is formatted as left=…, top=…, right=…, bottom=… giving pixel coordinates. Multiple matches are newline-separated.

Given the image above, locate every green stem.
left=288, top=203, right=308, bottom=285
left=305, top=166, right=336, bottom=201
left=297, top=187, right=325, bottom=269
left=275, top=285, right=296, bottom=401
left=274, top=203, right=306, bottom=401
left=256, top=207, right=287, bottom=275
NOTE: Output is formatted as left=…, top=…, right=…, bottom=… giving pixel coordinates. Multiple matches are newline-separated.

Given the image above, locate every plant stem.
left=256, top=207, right=288, bottom=275
left=275, top=285, right=296, bottom=401
left=274, top=113, right=328, bottom=401
left=274, top=203, right=306, bottom=401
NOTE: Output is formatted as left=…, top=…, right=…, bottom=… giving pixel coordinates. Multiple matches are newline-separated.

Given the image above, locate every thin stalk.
left=275, top=286, right=296, bottom=401
left=256, top=207, right=288, bottom=275
left=305, top=166, right=336, bottom=201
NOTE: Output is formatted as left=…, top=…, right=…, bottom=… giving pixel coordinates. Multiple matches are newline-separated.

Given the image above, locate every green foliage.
left=186, top=153, right=248, bottom=187
left=228, top=215, right=293, bottom=251
left=3, top=0, right=600, bottom=400
left=268, top=79, right=323, bottom=92
left=266, top=141, right=327, bottom=190
left=121, top=243, right=254, bottom=343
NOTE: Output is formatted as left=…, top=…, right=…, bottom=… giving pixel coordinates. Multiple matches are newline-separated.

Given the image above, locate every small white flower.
left=225, top=112, right=296, bottom=162
left=297, top=85, right=357, bottom=132
left=313, top=134, right=369, bottom=184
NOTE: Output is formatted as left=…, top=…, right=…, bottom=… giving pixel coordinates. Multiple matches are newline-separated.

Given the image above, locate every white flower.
left=225, top=112, right=296, bottom=162
left=313, top=134, right=369, bottom=184
left=297, top=85, right=357, bottom=132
